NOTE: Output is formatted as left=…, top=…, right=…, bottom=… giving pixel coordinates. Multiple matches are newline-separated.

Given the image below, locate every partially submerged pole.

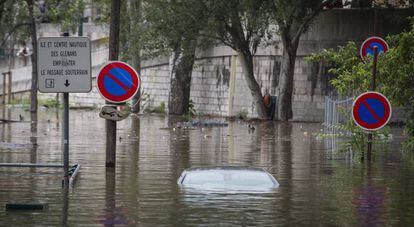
left=106, top=0, right=121, bottom=168
left=63, top=92, right=69, bottom=187
left=62, top=32, right=70, bottom=187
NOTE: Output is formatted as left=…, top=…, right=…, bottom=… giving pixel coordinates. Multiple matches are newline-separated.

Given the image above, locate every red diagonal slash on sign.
left=105, top=72, right=130, bottom=91
left=361, top=100, right=381, bottom=122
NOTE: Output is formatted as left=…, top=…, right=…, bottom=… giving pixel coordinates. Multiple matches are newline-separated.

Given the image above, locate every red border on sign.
left=352, top=92, right=392, bottom=131
left=360, top=36, right=389, bottom=60
left=97, top=61, right=140, bottom=103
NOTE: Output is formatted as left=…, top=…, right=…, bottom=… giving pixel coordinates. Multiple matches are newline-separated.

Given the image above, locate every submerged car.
left=177, top=166, right=279, bottom=192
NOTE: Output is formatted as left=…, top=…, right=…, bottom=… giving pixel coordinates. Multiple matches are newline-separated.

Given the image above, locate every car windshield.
left=182, top=170, right=276, bottom=188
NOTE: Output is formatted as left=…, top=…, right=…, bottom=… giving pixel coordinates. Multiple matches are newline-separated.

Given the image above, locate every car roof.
left=184, top=166, right=267, bottom=173
left=177, top=166, right=279, bottom=191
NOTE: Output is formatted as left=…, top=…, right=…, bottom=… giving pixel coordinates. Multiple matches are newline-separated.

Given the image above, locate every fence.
left=324, top=96, right=354, bottom=127
left=323, top=96, right=354, bottom=151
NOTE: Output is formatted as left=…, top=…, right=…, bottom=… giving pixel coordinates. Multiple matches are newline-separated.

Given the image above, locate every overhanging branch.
left=198, top=32, right=236, bottom=50
left=292, top=1, right=332, bottom=43
left=0, top=23, right=31, bottom=48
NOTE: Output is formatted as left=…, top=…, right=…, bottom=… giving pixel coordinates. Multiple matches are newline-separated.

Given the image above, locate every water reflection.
left=352, top=163, right=388, bottom=226
left=0, top=108, right=413, bottom=226
left=178, top=190, right=278, bottom=226
left=61, top=186, right=69, bottom=227
left=95, top=168, right=135, bottom=226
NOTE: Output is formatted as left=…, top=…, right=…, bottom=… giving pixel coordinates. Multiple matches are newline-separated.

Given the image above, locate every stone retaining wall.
left=1, top=9, right=413, bottom=122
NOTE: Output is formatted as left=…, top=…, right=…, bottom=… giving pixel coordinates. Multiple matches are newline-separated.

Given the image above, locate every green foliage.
left=8, top=97, right=31, bottom=107
left=236, top=109, right=248, bottom=119
left=317, top=106, right=392, bottom=157
left=90, top=0, right=111, bottom=23
left=46, top=0, right=85, bottom=33
left=8, top=97, right=60, bottom=108
left=39, top=98, right=60, bottom=108
left=308, top=18, right=414, bottom=151
left=0, top=1, right=30, bottom=46
left=143, top=0, right=210, bottom=58
left=338, top=121, right=390, bottom=155
left=201, top=0, right=271, bottom=53
left=1, top=0, right=85, bottom=48
left=307, top=42, right=373, bottom=97
left=143, top=101, right=166, bottom=114
left=381, top=19, right=414, bottom=150
left=271, top=0, right=326, bottom=32
left=152, top=102, right=166, bottom=114
left=182, top=99, right=197, bottom=121
left=139, top=92, right=150, bottom=111
left=119, top=0, right=147, bottom=62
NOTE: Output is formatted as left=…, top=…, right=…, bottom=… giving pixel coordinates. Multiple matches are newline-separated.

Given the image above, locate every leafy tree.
left=308, top=18, right=414, bottom=151
left=144, top=0, right=208, bottom=115
left=380, top=19, right=414, bottom=150
left=307, top=42, right=373, bottom=96
left=0, top=1, right=30, bottom=48
left=119, top=0, right=144, bottom=113
left=269, top=0, right=336, bottom=121
left=26, top=0, right=38, bottom=134
left=198, top=0, right=271, bottom=119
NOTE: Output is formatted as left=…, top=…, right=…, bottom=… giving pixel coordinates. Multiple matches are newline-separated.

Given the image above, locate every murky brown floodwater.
left=0, top=107, right=414, bottom=226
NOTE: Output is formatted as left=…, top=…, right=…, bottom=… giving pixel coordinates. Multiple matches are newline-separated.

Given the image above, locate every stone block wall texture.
left=1, top=9, right=413, bottom=122
left=138, top=9, right=412, bottom=121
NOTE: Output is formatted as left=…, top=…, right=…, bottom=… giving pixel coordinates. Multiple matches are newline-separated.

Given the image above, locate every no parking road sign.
left=97, top=61, right=140, bottom=103
left=352, top=92, right=392, bottom=131
left=360, top=36, right=389, bottom=60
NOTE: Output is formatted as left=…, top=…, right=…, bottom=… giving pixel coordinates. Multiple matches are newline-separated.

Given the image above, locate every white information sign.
left=37, top=37, right=91, bottom=93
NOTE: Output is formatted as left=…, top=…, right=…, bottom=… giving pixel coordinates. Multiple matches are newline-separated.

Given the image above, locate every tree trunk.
left=278, top=39, right=299, bottom=121
left=168, top=40, right=196, bottom=115
left=237, top=50, right=268, bottom=119
left=128, top=0, right=142, bottom=113
left=26, top=0, right=37, bottom=134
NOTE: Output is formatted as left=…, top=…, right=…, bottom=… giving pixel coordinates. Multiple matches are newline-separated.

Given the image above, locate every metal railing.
left=324, top=96, right=353, bottom=127
left=323, top=96, right=354, bottom=151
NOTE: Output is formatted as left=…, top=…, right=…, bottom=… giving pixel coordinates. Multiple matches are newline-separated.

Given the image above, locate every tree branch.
left=0, top=22, right=31, bottom=48
left=198, top=31, right=236, bottom=50
left=292, top=1, right=333, bottom=43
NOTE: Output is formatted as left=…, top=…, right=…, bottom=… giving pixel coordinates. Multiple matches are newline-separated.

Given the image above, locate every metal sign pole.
left=367, top=46, right=378, bottom=162
left=62, top=32, right=70, bottom=188
left=62, top=92, right=69, bottom=187
left=105, top=0, right=121, bottom=168
left=37, top=34, right=91, bottom=187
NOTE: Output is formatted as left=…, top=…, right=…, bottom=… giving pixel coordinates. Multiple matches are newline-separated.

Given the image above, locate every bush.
left=307, top=18, right=414, bottom=152
left=236, top=109, right=248, bottom=119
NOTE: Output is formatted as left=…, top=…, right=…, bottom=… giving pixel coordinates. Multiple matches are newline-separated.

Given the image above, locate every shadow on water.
left=0, top=108, right=414, bottom=226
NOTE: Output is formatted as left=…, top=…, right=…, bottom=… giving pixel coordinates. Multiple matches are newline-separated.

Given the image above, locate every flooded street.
left=1, top=107, right=414, bottom=226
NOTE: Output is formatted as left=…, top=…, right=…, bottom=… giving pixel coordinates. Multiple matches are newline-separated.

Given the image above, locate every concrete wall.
left=139, top=9, right=412, bottom=121
left=1, top=9, right=412, bottom=121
